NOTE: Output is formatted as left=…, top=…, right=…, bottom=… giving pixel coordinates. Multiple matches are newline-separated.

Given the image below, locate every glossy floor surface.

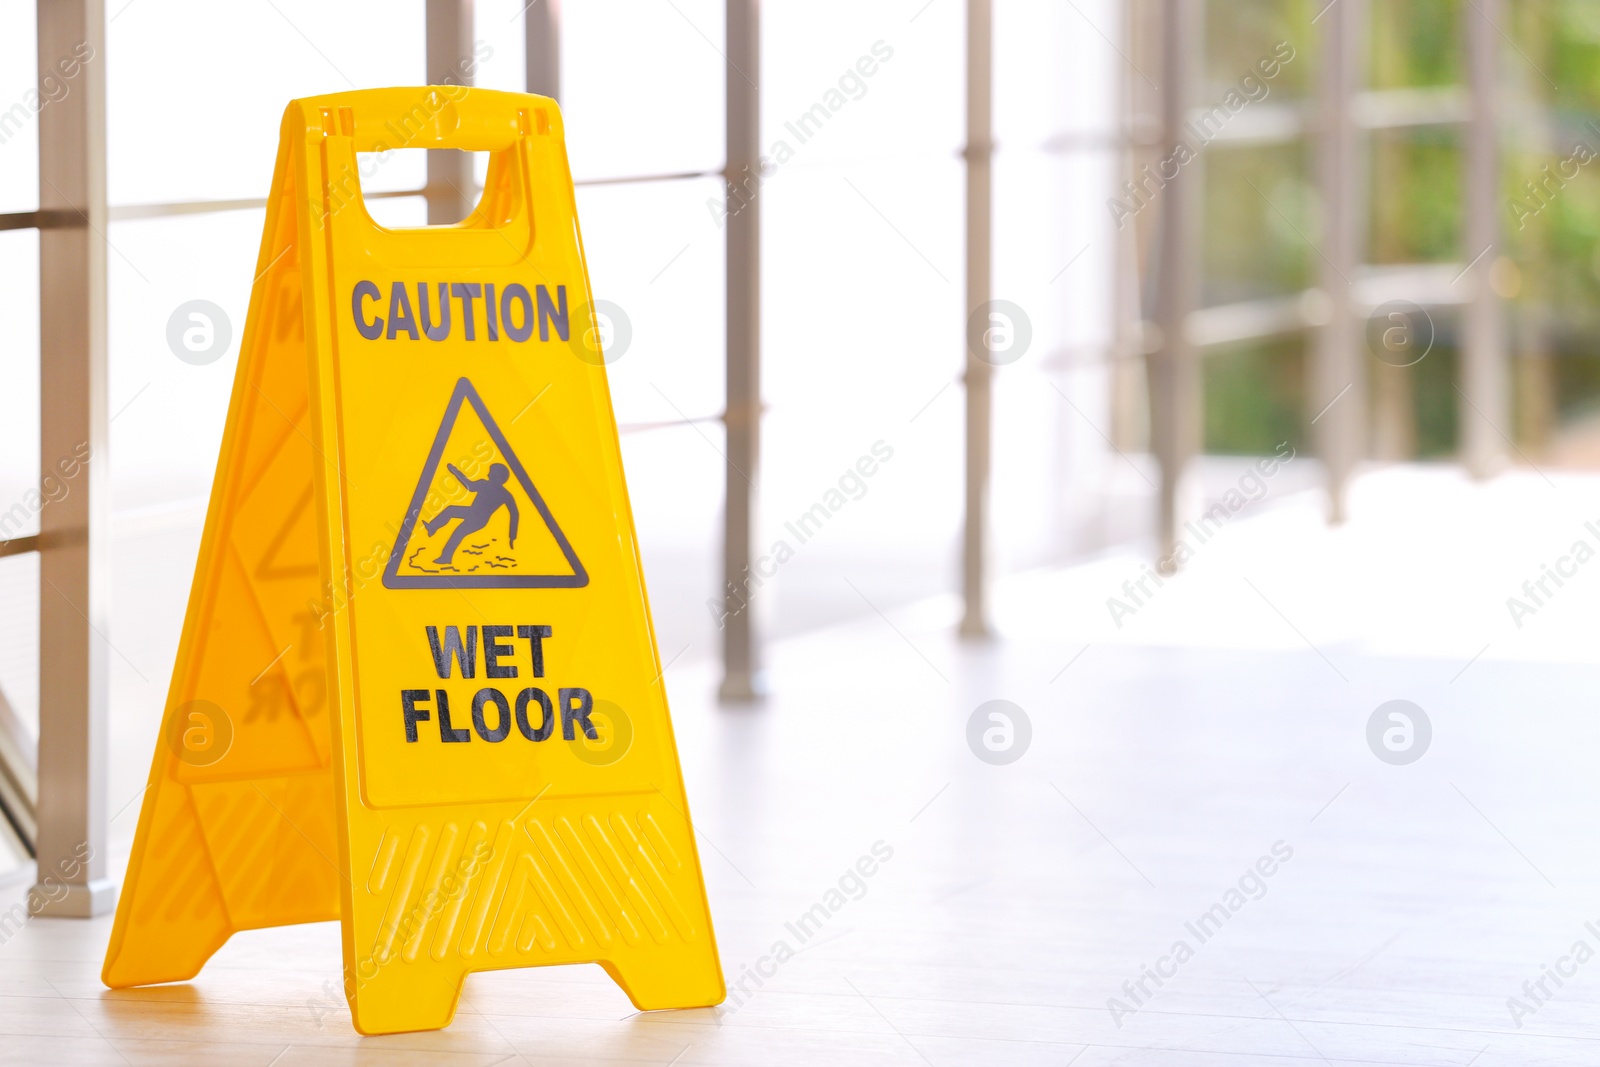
left=3, top=465, right=1599, bottom=1064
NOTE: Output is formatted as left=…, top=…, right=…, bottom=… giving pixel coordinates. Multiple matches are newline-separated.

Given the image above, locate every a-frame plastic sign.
left=102, top=88, right=724, bottom=1035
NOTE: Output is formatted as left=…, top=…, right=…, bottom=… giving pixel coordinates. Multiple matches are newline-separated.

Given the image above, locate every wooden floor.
left=4, top=465, right=1600, bottom=1064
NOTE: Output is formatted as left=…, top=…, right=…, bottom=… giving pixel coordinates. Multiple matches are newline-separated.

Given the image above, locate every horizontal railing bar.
left=108, top=187, right=422, bottom=222
left=576, top=169, right=721, bottom=187
left=0, top=168, right=723, bottom=228
left=0, top=534, right=39, bottom=559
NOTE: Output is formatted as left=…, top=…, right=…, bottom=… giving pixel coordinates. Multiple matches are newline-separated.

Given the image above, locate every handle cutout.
left=350, top=149, right=490, bottom=227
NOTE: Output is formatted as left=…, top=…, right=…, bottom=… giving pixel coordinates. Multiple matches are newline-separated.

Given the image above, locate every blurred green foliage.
left=1369, top=0, right=1462, bottom=88
left=1367, top=128, right=1462, bottom=264
left=1202, top=0, right=1600, bottom=458
left=1553, top=352, right=1600, bottom=420
left=1203, top=144, right=1312, bottom=304
left=1204, top=0, right=1312, bottom=99
left=1204, top=336, right=1307, bottom=453
left=1410, top=344, right=1461, bottom=456
left=1546, top=0, right=1600, bottom=113
left=1508, top=4, right=1600, bottom=341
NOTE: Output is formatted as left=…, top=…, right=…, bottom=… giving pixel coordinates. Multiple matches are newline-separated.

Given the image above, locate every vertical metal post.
left=1148, top=0, right=1199, bottom=569
left=960, top=0, right=993, bottom=635
left=1370, top=358, right=1416, bottom=461
left=33, top=0, right=113, bottom=917
left=1109, top=0, right=1149, bottom=456
left=1312, top=0, right=1366, bottom=522
left=425, top=0, right=475, bottom=224
left=719, top=0, right=762, bottom=701
left=524, top=0, right=560, bottom=100
left=1464, top=0, right=1506, bottom=477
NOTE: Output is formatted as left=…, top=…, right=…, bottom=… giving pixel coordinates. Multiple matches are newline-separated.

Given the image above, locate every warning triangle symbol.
left=382, top=378, right=588, bottom=590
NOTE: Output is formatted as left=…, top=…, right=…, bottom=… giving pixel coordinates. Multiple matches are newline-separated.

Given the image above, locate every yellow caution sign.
left=102, top=87, right=724, bottom=1035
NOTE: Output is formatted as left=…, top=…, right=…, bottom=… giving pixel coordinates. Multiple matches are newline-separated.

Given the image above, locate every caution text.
left=353, top=281, right=569, bottom=343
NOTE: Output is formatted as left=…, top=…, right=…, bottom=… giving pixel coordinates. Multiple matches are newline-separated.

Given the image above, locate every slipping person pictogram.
left=384, top=377, right=587, bottom=589
left=423, top=462, right=519, bottom=564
